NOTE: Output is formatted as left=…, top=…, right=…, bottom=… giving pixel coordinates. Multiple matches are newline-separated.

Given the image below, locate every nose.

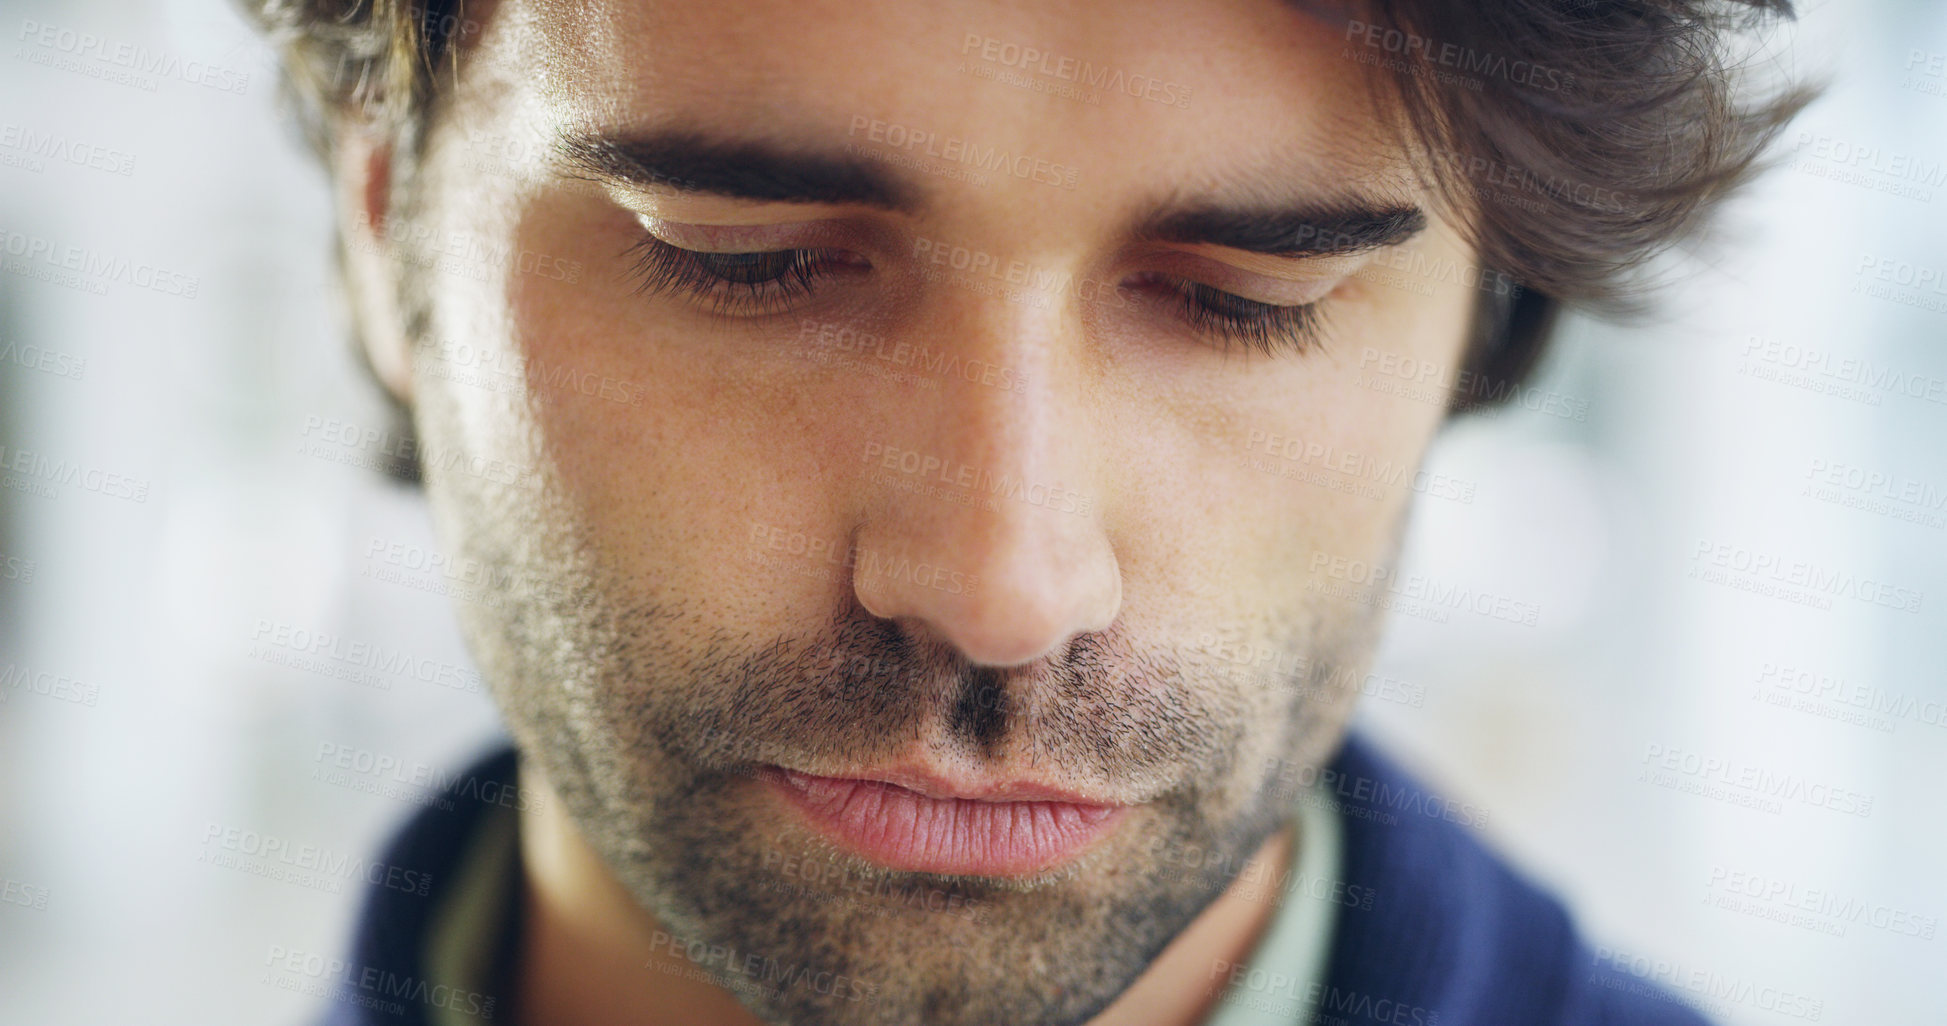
left=850, top=306, right=1120, bottom=668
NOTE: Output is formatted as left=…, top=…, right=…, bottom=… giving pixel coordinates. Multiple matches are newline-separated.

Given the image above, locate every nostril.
left=847, top=525, right=1122, bottom=667
left=853, top=570, right=900, bottom=621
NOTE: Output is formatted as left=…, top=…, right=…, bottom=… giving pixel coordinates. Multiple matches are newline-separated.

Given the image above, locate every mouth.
left=758, top=766, right=1131, bottom=877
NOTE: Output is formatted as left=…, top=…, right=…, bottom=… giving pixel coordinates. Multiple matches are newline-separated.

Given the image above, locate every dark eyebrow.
left=561, top=128, right=1423, bottom=258
left=1137, top=203, right=1426, bottom=257
left=559, top=130, right=917, bottom=211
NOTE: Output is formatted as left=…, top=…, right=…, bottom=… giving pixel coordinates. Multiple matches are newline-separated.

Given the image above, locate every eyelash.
left=1147, top=276, right=1326, bottom=358
left=623, top=236, right=845, bottom=315
left=623, top=236, right=1326, bottom=356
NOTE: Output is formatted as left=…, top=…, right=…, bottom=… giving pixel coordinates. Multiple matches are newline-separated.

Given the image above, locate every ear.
left=331, top=127, right=416, bottom=405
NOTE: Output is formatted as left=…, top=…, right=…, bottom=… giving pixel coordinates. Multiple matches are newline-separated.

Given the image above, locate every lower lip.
left=760, top=769, right=1127, bottom=876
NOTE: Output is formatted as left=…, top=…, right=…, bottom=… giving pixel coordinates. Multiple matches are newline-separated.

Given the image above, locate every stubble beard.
left=412, top=394, right=1386, bottom=1026
left=452, top=573, right=1372, bottom=1022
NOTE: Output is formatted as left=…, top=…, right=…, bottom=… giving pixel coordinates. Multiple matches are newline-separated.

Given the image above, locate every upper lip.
left=772, top=765, right=1125, bottom=807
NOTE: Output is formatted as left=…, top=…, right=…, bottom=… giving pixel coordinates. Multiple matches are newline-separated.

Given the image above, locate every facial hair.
left=425, top=488, right=1377, bottom=1026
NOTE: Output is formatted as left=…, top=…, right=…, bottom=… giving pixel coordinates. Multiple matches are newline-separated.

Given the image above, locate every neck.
left=512, top=762, right=1293, bottom=1026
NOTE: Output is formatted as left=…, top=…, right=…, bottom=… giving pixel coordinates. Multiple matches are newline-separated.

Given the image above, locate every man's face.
left=388, top=0, right=1474, bottom=1022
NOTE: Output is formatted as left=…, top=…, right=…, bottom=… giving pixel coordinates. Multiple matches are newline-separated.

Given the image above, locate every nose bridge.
left=852, top=293, right=1120, bottom=668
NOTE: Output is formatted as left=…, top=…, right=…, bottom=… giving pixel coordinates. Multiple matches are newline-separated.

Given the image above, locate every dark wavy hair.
left=244, top=0, right=1814, bottom=479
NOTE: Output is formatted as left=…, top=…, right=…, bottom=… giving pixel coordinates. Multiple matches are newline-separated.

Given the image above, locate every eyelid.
left=1169, top=240, right=1371, bottom=275
left=1142, top=248, right=1345, bottom=307
left=598, top=173, right=860, bottom=230
left=620, top=226, right=1328, bottom=354
left=634, top=214, right=830, bottom=253
left=635, top=216, right=1355, bottom=305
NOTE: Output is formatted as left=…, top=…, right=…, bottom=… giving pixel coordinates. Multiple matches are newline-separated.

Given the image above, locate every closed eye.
left=1128, top=273, right=1327, bottom=357
left=622, top=235, right=1328, bottom=356
left=623, top=235, right=867, bottom=316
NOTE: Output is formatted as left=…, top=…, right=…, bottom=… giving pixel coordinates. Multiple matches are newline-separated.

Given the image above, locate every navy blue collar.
left=1320, top=740, right=1712, bottom=1026
left=316, top=745, right=523, bottom=1026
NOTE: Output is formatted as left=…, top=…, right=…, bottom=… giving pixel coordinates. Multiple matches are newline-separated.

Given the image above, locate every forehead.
left=486, top=0, right=1410, bottom=206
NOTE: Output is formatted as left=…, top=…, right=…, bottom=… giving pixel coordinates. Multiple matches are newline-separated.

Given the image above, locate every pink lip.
left=760, top=767, right=1129, bottom=876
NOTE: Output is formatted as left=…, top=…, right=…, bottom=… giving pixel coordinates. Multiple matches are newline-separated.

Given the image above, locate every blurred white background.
left=0, top=0, right=1942, bottom=1022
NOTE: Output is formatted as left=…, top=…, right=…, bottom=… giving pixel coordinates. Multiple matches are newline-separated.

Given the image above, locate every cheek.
left=1249, top=270, right=1471, bottom=554
left=489, top=199, right=876, bottom=620
left=1110, top=291, right=1463, bottom=620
